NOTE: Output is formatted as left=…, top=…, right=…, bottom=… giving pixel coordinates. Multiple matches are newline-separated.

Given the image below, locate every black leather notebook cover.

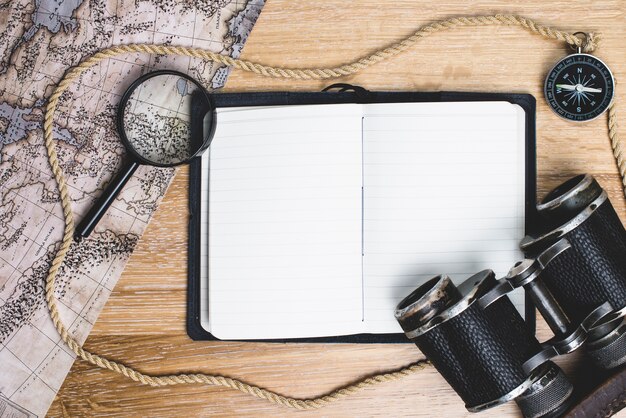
left=186, top=87, right=537, bottom=342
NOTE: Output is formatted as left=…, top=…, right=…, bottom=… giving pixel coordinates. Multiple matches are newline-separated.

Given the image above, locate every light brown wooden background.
left=48, top=0, right=626, bottom=417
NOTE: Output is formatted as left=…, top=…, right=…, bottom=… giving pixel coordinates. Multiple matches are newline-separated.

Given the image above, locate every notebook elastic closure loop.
left=322, top=83, right=371, bottom=102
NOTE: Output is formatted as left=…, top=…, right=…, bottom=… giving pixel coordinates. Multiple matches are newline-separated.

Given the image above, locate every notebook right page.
left=362, top=101, right=527, bottom=334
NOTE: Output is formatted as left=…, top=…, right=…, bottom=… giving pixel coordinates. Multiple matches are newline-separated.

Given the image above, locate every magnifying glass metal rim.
left=76, top=69, right=217, bottom=239
left=116, top=69, right=217, bottom=168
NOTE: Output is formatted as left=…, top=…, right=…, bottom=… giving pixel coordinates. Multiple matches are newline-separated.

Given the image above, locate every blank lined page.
left=206, top=104, right=364, bottom=339
left=362, top=102, right=526, bottom=334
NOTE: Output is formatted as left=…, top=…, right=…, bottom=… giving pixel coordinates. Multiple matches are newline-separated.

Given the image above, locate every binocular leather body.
left=396, top=174, right=626, bottom=418
left=414, top=291, right=540, bottom=408
left=526, top=201, right=626, bottom=323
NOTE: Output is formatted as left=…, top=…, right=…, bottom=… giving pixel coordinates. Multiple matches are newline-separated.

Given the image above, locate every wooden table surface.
left=49, top=1, right=626, bottom=417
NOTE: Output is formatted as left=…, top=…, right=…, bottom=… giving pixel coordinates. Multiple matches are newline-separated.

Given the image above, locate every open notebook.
left=196, top=100, right=529, bottom=340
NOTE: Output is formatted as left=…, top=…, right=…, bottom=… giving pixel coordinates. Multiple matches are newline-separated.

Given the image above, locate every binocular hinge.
left=522, top=302, right=616, bottom=374
left=479, top=239, right=571, bottom=311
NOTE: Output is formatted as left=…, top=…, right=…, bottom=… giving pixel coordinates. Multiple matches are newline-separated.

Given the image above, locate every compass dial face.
left=544, top=53, right=614, bottom=122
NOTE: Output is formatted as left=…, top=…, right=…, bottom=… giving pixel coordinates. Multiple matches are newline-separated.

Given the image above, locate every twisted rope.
left=42, top=14, right=624, bottom=410
left=609, top=103, right=626, bottom=191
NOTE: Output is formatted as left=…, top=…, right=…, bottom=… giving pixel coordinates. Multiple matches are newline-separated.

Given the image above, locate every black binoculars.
left=395, top=174, right=626, bottom=418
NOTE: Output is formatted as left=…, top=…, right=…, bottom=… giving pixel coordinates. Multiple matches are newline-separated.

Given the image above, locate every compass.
left=544, top=53, right=614, bottom=122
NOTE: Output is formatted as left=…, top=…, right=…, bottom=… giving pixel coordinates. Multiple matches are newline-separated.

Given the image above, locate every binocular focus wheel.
left=587, top=321, right=626, bottom=370
left=514, top=364, right=574, bottom=418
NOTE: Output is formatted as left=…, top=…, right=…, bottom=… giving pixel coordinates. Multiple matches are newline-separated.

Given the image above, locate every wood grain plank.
left=48, top=1, right=626, bottom=416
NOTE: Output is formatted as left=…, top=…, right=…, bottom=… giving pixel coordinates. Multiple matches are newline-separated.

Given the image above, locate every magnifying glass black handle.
left=75, top=161, right=140, bottom=239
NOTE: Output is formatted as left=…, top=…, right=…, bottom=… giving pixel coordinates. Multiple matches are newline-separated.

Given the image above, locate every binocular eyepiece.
left=396, top=174, right=626, bottom=418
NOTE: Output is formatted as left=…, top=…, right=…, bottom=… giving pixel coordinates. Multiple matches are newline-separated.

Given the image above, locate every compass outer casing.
left=544, top=53, right=615, bottom=122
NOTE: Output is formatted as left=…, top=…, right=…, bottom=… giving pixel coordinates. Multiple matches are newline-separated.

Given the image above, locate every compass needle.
left=580, top=93, right=588, bottom=105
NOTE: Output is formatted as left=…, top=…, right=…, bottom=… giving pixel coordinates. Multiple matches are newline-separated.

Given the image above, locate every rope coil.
left=42, top=14, right=624, bottom=410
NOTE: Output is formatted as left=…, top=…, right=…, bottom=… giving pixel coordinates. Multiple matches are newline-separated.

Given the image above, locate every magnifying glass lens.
left=121, top=73, right=211, bottom=166
left=76, top=71, right=215, bottom=239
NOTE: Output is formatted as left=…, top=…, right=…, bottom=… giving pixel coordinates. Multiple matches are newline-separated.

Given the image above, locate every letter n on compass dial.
left=544, top=53, right=615, bottom=122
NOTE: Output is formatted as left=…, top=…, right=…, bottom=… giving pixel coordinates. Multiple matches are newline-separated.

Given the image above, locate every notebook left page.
left=204, top=104, right=365, bottom=339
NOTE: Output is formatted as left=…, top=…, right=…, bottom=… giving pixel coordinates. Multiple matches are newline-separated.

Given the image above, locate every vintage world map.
left=0, top=0, right=264, bottom=416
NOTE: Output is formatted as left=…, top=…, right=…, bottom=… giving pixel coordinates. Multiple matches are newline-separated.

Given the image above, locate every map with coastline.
left=0, top=0, right=264, bottom=416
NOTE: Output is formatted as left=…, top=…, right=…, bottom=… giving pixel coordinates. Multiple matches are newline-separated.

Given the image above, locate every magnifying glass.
left=75, top=70, right=216, bottom=239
